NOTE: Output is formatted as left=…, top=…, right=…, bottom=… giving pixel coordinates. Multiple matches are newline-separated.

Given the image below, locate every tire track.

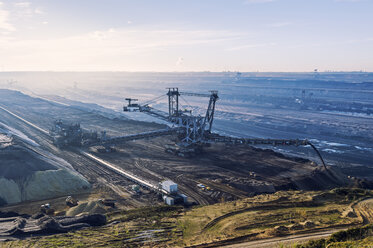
left=352, top=197, right=373, bottom=225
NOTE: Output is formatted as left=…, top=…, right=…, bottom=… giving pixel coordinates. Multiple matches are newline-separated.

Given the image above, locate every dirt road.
left=221, top=197, right=373, bottom=248
left=353, top=197, right=373, bottom=225
left=222, top=228, right=348, bottom=248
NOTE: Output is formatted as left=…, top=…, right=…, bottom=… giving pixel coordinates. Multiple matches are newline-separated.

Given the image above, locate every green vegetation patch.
left=296, top=224, right=373, bottom=248
left=1, top=188, right=372, bottom=248
left=1, top=205, right=183, bottom=248
left=178, top=188, right=373, bottom=246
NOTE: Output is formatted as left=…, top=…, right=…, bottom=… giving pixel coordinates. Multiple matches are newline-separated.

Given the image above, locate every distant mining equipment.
left=123, top=98, right=140, bottom=112
left=164, top=143, right=203, bottom=158
left=94, top=145, right=117, bottom=153
left=50, top=120, right=102, bottom=148
left=66, top=196, right=79, bottom=207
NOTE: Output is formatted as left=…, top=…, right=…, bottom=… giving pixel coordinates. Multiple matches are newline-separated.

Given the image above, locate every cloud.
left=14, top=2, right=31, bottom=8
left=268, top=22, right=292, bottom=28
left=0, top=3, right=15, bottom=31
left=34, top=8, right=44, bottom=14
left=288, top=37, right=373, bottom=49
left=243, top=0, right=276, bottom=4
left=176, top=57, right=184, bottom=66
left=83, top=28, right=242, bottom=51
left=0, top=27, right=243, bottom=70
left=13, top=1, right=44, bottom=19
left=226, top=42, right=276, bottom=51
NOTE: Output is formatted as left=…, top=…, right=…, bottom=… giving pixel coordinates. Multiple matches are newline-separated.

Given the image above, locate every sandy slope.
left=0, top=128, right=90, bottom=205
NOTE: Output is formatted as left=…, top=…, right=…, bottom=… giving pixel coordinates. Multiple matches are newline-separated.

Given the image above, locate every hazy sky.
left=0, top=0, right=372, bottom=72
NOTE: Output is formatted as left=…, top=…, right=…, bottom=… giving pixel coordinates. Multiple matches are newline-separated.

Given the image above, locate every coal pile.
left=0, top=128, right=90, bottom=205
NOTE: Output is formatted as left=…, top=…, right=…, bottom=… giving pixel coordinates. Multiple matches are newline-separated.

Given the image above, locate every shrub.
left=295, top=238, right=326, bottom=248
left=328, top=224, right=373, bottom=243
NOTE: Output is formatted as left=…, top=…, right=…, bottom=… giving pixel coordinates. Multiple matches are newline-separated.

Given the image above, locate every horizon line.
left=0, top=70, right=372, bottom=73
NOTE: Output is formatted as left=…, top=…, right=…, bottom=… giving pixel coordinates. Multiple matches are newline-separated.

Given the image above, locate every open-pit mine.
left=0, top=77, right=372, bottom=247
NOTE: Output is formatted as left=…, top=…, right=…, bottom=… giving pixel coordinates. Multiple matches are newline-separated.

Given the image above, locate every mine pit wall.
left=0, top=132, right=91, bottom=206
left=229, top=182, right=276, bottom=194
left=276, top=167, right=349, bottom=191
left=0, top=169, right=91, bottom=205
left=0, top=144, right=91, bottom=206
left=228, top=167, right=349, bottom=195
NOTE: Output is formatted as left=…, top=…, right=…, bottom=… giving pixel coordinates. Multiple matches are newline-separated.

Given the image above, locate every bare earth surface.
left=0, top=89, right=351, bottom=210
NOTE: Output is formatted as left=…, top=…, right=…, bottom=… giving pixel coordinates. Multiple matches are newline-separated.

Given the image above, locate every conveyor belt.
left=208, top=134, right=327, bottom=170
left=80, top=151, right=169, bottom=195
left=98, top=127, right=184, bottom=145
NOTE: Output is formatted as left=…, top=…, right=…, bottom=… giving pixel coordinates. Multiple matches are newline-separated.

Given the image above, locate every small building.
left=172, top=194, right=188, bottom=204
left=163, top=196, right=175, bottom=206
left=179, top=194, right=188, bottom=204
left=161, top=180, right=178, bottom=194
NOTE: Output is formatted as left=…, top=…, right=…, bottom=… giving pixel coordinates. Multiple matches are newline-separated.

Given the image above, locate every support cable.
left=179, top=95, right=199, bottom=114
left=140, top=94, right=165, bottom=106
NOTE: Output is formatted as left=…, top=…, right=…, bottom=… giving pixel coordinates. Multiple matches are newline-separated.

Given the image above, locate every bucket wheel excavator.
left=117, top=87, right=327, bottom=169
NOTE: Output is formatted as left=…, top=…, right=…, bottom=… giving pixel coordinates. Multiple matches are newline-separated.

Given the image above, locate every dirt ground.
left=0, top=89, right=351, bottom=213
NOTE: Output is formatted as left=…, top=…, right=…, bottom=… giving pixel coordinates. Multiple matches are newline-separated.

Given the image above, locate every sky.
left=0, top=0, right=372, bottom=72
